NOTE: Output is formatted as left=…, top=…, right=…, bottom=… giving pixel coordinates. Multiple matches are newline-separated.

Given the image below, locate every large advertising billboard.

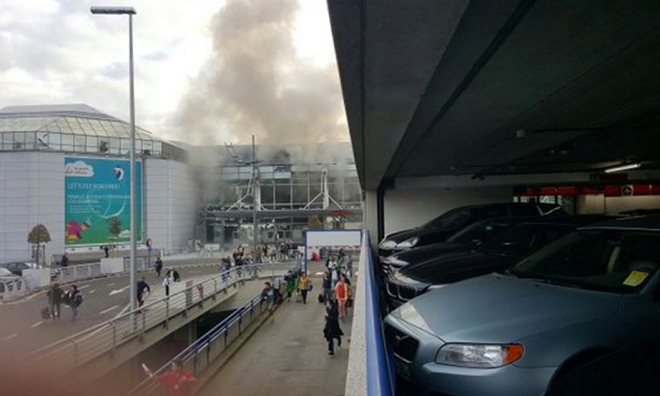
left=65, top=157, right=142, bottom=246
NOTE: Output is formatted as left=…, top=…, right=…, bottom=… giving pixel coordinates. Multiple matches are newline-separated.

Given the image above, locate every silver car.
left=384, top=215, right=660, bottom=395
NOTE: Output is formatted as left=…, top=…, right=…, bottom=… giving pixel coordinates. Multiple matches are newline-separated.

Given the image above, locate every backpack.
left=73, top=294, right=84, bottom=307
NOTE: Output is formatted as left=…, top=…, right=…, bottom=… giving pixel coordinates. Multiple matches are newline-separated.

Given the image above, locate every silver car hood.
left=391, top=273, right=621, bottom=343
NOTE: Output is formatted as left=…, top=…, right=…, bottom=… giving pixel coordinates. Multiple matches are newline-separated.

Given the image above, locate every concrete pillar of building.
left=363, top=189, right=380, bottom=250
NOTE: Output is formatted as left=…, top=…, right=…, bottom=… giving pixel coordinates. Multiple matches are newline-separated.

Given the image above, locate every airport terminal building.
left=0, top=104, right=197, bottom=263
left=0, top=104, right=362, bottom=264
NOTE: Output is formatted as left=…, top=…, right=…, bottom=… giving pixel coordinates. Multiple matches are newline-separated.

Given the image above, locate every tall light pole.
left=91, top=5, right=138, bottom=311
left=251, top=135, right=258, bottom=265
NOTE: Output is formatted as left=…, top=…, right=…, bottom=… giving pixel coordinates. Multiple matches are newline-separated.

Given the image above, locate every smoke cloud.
left=172, top=0, right=349, bottom=152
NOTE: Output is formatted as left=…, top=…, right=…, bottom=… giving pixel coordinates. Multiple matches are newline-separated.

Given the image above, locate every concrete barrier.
left=23, top=268, right=51, bottom=289
left=100, top=258, right=123, bottom=274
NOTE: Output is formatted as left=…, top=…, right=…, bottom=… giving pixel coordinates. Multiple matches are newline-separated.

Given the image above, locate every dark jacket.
left=323, top=302, right=344, bottom=340
left=137, top=280, right=150, bottom=299
left=67, top=289, right=82, bottom=307
left=322, top=275, right=332, bottom=290
left=47, top=286, right=63, bottom=304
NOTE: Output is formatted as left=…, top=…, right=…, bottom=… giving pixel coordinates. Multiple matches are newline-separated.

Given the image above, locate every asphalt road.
left=0, top=264, right=222, bottom=359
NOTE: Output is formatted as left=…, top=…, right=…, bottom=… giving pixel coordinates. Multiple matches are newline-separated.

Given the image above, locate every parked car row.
left=380, top=216, right=533, bottom=275
left=379, top=204, right=660, bottom=395
left=385, top=215, right=614, bottom=307
left=378, top=202, right=566, bottom=258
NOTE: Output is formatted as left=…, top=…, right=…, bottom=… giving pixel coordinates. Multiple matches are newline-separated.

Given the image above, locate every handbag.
left=346, top=297, right=353, bottom=308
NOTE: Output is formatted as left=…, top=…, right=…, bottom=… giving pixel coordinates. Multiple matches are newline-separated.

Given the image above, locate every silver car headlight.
left=379, top=240, right=397, bottom=249
left=396, top=237, right=420, bottom=249
left=382, top=256, right=408, bottom=268
left=435, top=343, right=524, bottom=368
left=426, top=283, right=447, bottom=291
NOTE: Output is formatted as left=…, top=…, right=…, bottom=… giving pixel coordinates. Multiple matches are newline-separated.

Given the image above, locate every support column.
left=363, top=190, right=379, bottom=250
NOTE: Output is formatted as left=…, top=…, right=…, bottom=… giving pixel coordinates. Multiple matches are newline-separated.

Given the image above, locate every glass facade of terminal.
left=0, top=106, right=186, bottom=161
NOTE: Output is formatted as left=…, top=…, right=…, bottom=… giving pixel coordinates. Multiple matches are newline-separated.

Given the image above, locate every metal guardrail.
left=23, top=262, right=297, bottom=378
left=23, top=265, right=272, bottom=376
left=364, top=231, right=395, bottom=396
left=129, top=291, right=272, bottom=395
left=0, top=276, right=27, bottom=301
left=52, top=262, right=102, bottom=283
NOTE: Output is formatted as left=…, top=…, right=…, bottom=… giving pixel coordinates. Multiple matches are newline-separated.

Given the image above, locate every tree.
left=27, top=224, right=51, bottom=267
left=108, top=217, right=122, bottom=257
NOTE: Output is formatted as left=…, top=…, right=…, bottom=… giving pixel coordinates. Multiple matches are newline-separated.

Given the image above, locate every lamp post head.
left=90, top=6, right=136, bottom=15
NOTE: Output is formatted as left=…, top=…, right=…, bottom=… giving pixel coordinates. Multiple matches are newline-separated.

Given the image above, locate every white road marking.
left=315, top=272, right=324, bottom=276
left=2, top=333, right=17, bottom=341
left=109, top=286, right=130, bottom=296
left=89, top=289, right=96, bottom=294
left=31, top=321, right=43, bottom=328
left=107, top=283, right=116, bottom=287
left=79, top=285, right=90, bottom=290
left=99, top=305, right=120, bottom=315
left=114, top=303, right=131, bottom=318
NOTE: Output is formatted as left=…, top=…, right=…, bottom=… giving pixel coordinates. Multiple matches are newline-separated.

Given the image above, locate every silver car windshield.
left=510, top=230, right=660, bottom=293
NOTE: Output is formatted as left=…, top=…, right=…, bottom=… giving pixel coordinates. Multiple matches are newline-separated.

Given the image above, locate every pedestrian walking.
left=261, top=281, right=275, bottom=314
left=331, top=263, right=339, bottom=287
left=324, top=299, right=343, bottom=356
left=322, top=270, right=333, bottom=303
left=335, top=274, right=352, bottom=320
left=163, top=270, right=173, bottom=297
left=346, top=256, right=354, bottom=278
left=137, top=277, right=151, bottom=308
left=60, top=252, right=69, bottom=267
left=146, top=359, right=197, bottom=395
left=298, top=272, right=311, bottom=304
left=220, top=257, right=231, bottom=282
left=66, top=285, right=82, bottom=321
left=46, top=283, right=64, bottom=320
left=284, top=270, right=296, bottom=300
left=155, top=257, right=163, bottom=277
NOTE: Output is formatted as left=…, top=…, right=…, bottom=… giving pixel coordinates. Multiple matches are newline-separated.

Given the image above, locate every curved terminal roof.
left=0, top=104, right=185, bottom=161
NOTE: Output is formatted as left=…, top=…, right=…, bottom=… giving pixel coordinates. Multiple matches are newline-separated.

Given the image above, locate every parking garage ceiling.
left=328, top=0, right=660, bottom=190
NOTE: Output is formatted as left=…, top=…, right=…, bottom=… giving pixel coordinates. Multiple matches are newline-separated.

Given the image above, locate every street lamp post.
left=91, top=5, right=138, bottom=312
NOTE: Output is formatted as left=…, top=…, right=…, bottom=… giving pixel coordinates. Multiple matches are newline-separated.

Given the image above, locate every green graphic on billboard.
left=65, top=157, right=142, bottom=246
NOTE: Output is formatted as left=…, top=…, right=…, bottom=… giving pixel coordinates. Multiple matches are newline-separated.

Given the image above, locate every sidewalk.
left=198, top=278, right=353, bottom=396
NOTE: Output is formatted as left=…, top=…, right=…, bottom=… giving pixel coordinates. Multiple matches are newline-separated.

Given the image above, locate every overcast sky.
left=0, top=0, right=348, bottom=145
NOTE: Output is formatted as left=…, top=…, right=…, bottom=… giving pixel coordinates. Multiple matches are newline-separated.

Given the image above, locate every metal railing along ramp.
left=21, top=263, right=296, bottom=384
left=129, top=291, right=271, bottom=395
left=2, top=258, right=151, bottom=302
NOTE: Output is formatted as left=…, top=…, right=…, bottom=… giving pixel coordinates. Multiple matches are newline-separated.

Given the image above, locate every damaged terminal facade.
left=193, top=142, right=363, bottom=247
left=0, top=104, right=361, bottom=263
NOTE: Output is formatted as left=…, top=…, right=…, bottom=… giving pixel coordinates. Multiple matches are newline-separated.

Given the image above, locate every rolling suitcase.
left=318, top=293, right=325, bottom=303
left=41, top=307, right=51, bottom=320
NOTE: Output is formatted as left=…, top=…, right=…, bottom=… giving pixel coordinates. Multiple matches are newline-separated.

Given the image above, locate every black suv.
left=378, top=202, right=565, bottom=258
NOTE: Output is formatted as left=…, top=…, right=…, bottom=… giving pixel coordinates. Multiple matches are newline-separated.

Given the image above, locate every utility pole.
left=252, top=135, right=258, bottom=263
